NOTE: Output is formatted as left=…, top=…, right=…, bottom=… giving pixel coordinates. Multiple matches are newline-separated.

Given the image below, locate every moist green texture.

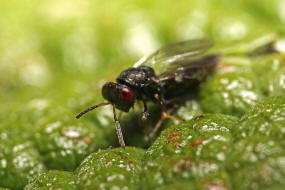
left=227, top=96, right=285, bottom=190
left=226, top=137, right=285, bottom=190
left=0, top=139, right=45, bottom=190
left=141, top=114, right=237, bottom=189
left=24, top=170, right=76, bottom=190
left=34, top=114, right=109, bottom=171
left=174, top=99, right=203, bottom=121
left=234, top=96, right=285, bottom=141
left=199, top=70, right=263, bottom=117
left=251, top=55, right=285, bottom=96
left=74, top=147, right=145, bottom=189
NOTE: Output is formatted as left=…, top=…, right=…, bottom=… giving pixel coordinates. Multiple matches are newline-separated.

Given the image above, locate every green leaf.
left=25, top=170, right=76, bottom=190
left=234, top=95, right=285, bottom=142
left=34, top=112, right=110, bottom=171
left=142, top=114, right=237, bottom=189
left=0, top=139, right=45, bottom=190
left=251, top=55, right=285, bottom=96
left=199, top=70, right=263, bottom=116
left=230, top=155, right=285, bottom=190
left=75, top=147, right=144, bottom=189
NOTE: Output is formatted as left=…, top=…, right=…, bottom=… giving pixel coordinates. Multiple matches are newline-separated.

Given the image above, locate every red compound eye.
left=119, top=88, right=134, bottom=101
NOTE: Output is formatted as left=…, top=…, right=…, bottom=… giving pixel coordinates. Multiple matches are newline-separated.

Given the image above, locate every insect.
left=76, top=39, right=219, bottom=148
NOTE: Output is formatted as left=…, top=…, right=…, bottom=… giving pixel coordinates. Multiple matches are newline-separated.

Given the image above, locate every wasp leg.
left=112, top=104, right=126, bottom=148
left=150, top=77, right=160, bottom=83
left=163, top=97, right=180, bottom=106
left=148, top=116, right=164, bottom=140
left=149, top=111, right=185, bottom=140
left=149, top=92, right=185, bottom=140
left=154, top=93, right=167, bottom=109
left=141, top=101, right=149, bottom=121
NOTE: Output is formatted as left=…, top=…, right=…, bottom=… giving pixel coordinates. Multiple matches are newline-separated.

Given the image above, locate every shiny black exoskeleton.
left=102, top=66, right=162, bottom=112
left=102, top=54, right=218, bottom=114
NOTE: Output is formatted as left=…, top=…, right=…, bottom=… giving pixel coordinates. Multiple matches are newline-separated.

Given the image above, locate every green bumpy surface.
left=75, top=147, right=145, bottom=189
left=0, top=55, right=284, bottom=189
left=251, top=55, right=285, bottom=96
left=234, top=96, right=285, bottom=141
left=199, top=69, right=263, bottom=117
left=34, top=115, right=109, bottom=171
left=0, top=53, right=284, bottom=190
left=21, top=96, right=285, bottom=190
left=0, top=138, right=45, bottom=190
left=24, top=170, right=76, bottom=190
left=141, top=114, right=237, bottom=189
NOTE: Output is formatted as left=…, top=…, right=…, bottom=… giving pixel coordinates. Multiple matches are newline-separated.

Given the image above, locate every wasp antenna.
left=76, top=102, right=110, bottom=119
left=112, top=104, right=126, bottom=149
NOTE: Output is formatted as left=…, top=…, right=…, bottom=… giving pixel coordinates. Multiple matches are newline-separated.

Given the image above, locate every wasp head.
left=102, top=82, right=135, bottom=112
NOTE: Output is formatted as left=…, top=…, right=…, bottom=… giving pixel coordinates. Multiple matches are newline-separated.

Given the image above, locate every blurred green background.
left=1, top=0, right=285, bottom=110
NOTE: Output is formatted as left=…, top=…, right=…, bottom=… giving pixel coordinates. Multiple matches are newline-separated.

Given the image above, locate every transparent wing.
left=134, top=39, right=214, bottom=75
left=158, top=55, right=219, bottom=99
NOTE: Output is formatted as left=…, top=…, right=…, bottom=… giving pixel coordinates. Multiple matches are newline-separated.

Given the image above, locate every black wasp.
left=76, top=39, right=219, bottom=148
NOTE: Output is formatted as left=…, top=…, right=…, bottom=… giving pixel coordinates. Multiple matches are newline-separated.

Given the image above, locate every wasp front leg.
left=141, top=100, right=149, bottom=121
left=112, top=104, right=126, bottom=148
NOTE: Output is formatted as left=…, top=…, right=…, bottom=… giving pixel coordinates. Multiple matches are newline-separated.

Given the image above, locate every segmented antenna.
left=76, top=102, right=126, bottom=148
left=76, top=102, right=110, bottom=119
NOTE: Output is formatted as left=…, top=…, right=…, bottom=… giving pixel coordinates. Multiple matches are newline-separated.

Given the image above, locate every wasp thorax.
left=102, top=82, right=135, bottom=112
